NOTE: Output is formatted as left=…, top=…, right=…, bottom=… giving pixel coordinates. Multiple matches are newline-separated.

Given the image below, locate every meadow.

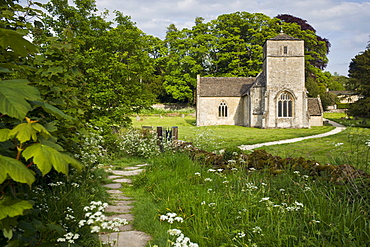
left=115, top=110, right=370, bottom=246
left=126, top=152, right=370, bottom=246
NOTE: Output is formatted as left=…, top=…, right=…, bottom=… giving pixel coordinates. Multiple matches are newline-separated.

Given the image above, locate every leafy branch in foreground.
left=0, top=1, right=82, bottom=244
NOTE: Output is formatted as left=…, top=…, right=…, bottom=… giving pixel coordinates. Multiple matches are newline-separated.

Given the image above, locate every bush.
left=118, top=128, right=172, bottom=158
left=337, top=103, right=351, bottom=109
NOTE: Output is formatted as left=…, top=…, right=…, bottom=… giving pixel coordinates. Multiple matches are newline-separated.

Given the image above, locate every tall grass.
left=130, top=152, right=370, bottom=247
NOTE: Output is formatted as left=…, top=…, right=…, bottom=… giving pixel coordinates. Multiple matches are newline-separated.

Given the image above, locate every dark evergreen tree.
left=347, top=45, right=370, bottom=117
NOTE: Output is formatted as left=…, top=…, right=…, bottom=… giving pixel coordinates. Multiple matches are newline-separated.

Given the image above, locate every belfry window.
left=278, top=92, right=293, bottom=117
left=283, top=46, right=288, bottom=54
left=218, top=101, right=228, bottom=118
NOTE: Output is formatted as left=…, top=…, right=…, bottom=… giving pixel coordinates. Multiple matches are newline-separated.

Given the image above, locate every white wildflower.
left=90, top=226, right=100, bottom=233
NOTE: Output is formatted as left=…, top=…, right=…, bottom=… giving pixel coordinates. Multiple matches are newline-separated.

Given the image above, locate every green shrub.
left=118, top=128, right=173, bottom=158
left=337, top=103, right=350, bottom=109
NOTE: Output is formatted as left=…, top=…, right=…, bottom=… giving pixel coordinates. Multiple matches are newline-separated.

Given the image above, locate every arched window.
left=218, top=101, right=228, bottom=118
left=278, top=92, right=293, bottom=117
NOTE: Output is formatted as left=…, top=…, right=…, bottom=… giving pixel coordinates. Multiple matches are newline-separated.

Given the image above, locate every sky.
left=25, top=0, right=370, bottom=76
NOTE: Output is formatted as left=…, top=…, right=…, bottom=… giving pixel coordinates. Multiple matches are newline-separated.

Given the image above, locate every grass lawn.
left=131, top=115, right=335, bottom=151
left=324, top=112, right=370, bottom=128
left=261, top=127, right=370, bottom=172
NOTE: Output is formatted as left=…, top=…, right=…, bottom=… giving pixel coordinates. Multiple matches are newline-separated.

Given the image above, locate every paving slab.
left=107, top=214, right=135, bottom=222
left=108, top=175, right=122, bottom=180
left=100, top=231, right=151, bottom=247
left=111, top=169, right=144, bottom=176
left=125, top=166, right=140, bottom=170
left=114, top=200, right=134, bottom=206
left=104, top=183, right=122, bottom=189
left=136, top=164, right=150, bottom=167
left=105, top=205, right=134, bottom=213
left=111, top=195, right=134, bottom=200
left=113, top=178, right=132, bottom=184
left=106, top=189, right=123, bottom=194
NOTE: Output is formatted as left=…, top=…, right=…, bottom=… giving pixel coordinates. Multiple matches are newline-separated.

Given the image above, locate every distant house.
left=330, top=91, right=361, bottom=104
left=196, top=32, right=323, bottom=128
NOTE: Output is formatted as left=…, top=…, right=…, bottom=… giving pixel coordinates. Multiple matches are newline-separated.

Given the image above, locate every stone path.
left=100, top=164, right=151, bottom=247
left=239, top=119, right=346, bottom=150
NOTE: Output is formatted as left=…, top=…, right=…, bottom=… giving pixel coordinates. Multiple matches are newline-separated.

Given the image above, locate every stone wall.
left=152, top=103, right=195, bottom=111
left=309, top=115, right=323, bottom=126
left=196, top=97, right=244, bottom=126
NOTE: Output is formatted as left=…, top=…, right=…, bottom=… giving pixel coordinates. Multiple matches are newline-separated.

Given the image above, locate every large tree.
left=348, top=48, right=370, bottom=97
left=162, top=12, right=330, bottom=103
left=347, top=44, right=370, bottom=117
left=39, top=0, right=155, bottom=125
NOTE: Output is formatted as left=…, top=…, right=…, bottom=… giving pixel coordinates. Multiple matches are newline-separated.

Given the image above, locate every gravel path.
left=239, top=119, right=346, bottom=150
left=100, top=164, right=151, bottom=247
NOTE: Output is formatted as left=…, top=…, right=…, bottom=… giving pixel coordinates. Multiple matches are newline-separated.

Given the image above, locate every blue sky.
left=23, top=0, right=370, bottom=76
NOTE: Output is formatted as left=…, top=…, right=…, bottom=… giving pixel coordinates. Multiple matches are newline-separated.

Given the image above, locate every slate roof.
left=308, top=98, right=323, bottom=116
left=198, top=77, right=256, bottom=97
left=269, top=32, right=301, bottom=40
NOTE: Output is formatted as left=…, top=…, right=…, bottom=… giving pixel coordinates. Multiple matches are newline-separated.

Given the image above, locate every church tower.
left=261, top=33, right=309, bottom=128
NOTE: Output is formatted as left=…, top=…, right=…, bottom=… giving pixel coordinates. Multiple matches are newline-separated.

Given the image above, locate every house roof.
left=198, top=77, right=256, bottom=97
left=329, top=90, right=356, bottom=96
left=269, top=32, right=301, bottom=41
left=308, top=98, right=323, bottom=116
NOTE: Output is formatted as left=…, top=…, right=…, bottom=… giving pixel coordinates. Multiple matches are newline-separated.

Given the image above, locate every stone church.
left=196, top=32, right=323, bottom=128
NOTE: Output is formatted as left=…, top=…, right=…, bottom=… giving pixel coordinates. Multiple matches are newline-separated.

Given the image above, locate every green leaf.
left=0, top=79, right=41, bottom=120
left=8, top=120, right=51, bottom=143
left=46, top=223, right=65, bottom=235
left=0, top=67, right=11, bottom=73
left=28, top=101, right=73, bottom=120
left=0, top=196, right=33, bottom=221
left=3, top=228, right=12, bottom=239
left=44, top=121, right=58, bottom=133
left=0, top=155, right=35, bottom=186
left=39, top=139, right=64, bottom=151
left=0, top=129, right=10, bottom=141
left=61, top=153, right=83, bottom=171
left=0, top=28, right=37, bottom=56
left=22, top=144, right=82, bottom=176
left=5, top=240, right=21, bottom=247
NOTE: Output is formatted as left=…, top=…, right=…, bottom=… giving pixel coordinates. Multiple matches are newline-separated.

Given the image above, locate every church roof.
left=308, top=98, right=324, bottom=116
left=198, top=77, right=256, bottom=97
left=269, top=32, right=301, bottom=40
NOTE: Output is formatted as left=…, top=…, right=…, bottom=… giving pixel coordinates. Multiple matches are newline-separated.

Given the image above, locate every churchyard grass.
left=324, top=112, right=370, bottom=128
left=261, top=127, right=370, bottom=172
left=130, top=115, right=335, bottom=151
left=122, top=152, right=370, bottom=247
